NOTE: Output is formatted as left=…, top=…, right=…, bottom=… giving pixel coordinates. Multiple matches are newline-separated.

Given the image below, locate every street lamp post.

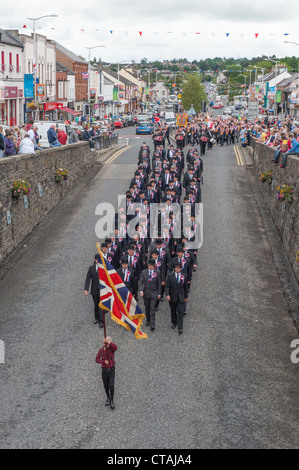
left=27, top=15, right=58, bottom=120
left=266, top=58, right=281, bottom=114
left=85, top=45, right=105, bottom=124
left=284, top=41, right=299, bottom=116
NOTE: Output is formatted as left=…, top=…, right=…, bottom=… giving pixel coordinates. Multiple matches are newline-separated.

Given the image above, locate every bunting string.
left=19, top=25, right=293, bottom=39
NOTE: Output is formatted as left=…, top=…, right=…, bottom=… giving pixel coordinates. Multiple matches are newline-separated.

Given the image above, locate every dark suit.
left=138, top=269, right=162, bottom=329
left=117, top=267, right=136, bottom=296
left=84, top=263, right=103, bottom=323
left=165, top=271, right=188, bottom=330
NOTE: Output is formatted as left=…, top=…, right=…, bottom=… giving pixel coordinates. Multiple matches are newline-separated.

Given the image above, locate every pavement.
left=0, top=127, right=298, bottom=449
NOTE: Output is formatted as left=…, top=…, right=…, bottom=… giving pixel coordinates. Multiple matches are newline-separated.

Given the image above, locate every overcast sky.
left=3, top=1, right=299, bottom=63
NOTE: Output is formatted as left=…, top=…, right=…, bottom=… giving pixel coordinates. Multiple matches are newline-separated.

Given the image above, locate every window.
left=16, top=54, right=20, bottom=73
left=1, top=51, right=4, bottom=72
left=9, top=52, right=13, bottom=72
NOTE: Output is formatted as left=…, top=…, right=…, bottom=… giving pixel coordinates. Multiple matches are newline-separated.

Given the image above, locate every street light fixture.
left=284, top=41, right=299, bottom=114
left=85, top=45, right=106, bottom=123
left=27, top=15, right=58, bottom=118
left=265, top=57, right=283, bottom=114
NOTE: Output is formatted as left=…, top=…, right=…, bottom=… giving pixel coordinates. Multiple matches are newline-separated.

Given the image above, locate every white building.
left=152, top=82, right=169, bottom=104
left=0, top=29, right=24, bottom=126
left=8, top=29, right=56, bottom=120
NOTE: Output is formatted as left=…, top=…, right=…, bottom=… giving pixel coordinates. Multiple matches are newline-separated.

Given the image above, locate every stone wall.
left=251, top=141, right=299, bottom=283
left=0, top=143, right=105, bottom=265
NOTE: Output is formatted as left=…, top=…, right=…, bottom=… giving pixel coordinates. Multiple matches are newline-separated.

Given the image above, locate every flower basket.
left=260, top=170, right=273, bottom=183
left=276, top=185, right=294, bottom=203
left=55, top=168, right=69, bottom=182
left=11, top=179, right=32, bottom=198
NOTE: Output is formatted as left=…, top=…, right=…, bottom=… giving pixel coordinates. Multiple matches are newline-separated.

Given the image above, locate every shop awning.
left=60, top=106, right=81, bottom=115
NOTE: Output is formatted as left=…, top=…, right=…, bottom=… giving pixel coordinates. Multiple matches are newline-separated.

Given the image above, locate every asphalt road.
left=0, top=127, right=298, bottom=449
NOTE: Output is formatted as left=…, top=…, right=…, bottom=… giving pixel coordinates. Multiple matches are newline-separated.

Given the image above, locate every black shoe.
left=99, top=321, right=104, bottom=328
left=151, top=327, right=155, bottom=331
left=146, top=321, right=150, bottom=327
left=94, top=320, right=99, bottom=324
left=272, top=160, right=278, bottom=163
left=110, top=400, right=115, bottom=410
left=105, top=398, right=110, bottom=406
left=178, top=329, right=183, bottom=334
left=171, top=324, right=177, bottom=329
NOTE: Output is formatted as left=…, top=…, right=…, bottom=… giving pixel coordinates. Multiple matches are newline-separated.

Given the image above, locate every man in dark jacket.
left=138, top=259, right=162, bottom=331
left=47, top=124, right=61, bottom=147
left=84, top=254, right=103, bottom=327
left=165, top=261, right=188, bottom=334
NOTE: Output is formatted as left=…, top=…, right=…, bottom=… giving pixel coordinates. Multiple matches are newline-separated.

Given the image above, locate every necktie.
left=177, top=274, right=180, bottom=284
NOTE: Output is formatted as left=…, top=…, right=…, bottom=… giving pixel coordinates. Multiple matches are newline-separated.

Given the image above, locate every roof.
left=56, top=61, right=75, bottom=75
left=277, top=73, right=298, bottom=89
left=0, top=29, right=23, bottom=48
left=102, top=68, right=136, bottom=87
left=52, top=41, right=87, bottom=64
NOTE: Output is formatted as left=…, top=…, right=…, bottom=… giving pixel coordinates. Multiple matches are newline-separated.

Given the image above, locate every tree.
left=181, top=74, right=207, bottom=113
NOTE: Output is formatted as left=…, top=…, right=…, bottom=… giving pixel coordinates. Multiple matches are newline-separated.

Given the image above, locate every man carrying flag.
left=95, top=242, right=147, bottom=340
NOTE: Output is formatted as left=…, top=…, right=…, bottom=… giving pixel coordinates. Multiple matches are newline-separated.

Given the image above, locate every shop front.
left=0, top=84, right=24, bottom=126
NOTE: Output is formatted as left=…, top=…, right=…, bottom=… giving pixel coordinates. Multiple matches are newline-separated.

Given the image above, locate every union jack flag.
left=96, top=243, right=147, bottom=339
left=82, top=72, right=90, bottom=79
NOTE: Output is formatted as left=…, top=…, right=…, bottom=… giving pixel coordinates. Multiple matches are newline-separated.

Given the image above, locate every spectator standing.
left=68, top=128, right=79, bottom=144
left=0, top=126, right=4, bottom=158
left=18, top=134, right=35, bottom=154
left=47, top=124, right=62, bottom=148
left=4, top=131, right=16, bottom=156
left=57, top=128, right=68, bottom=145
left=20, top=124, right=27, bottom=141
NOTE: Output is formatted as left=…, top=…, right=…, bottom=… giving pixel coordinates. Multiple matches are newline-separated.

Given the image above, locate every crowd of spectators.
left=0, top=120, right=117, bottom=156
left=244, top=115, right=299, bottom=168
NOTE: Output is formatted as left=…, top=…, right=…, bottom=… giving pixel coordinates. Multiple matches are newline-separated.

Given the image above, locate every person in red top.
left=57, top=128, right=68, bottom=145
left=95, top=337, right=118, bottom=409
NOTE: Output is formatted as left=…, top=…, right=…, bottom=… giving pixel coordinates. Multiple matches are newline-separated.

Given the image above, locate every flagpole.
left=98, top=250, right=109, bottom=367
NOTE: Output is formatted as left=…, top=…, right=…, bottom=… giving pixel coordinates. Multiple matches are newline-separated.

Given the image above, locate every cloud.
left=1, top=0, right=299, bottom=62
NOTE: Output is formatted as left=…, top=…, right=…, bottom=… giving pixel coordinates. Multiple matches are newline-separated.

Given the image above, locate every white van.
left=34, top=121, right=71, bottom=148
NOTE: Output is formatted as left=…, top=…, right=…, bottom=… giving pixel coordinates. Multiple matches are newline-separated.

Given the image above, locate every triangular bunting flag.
left=139, top=31, right=143, bottom=36
left=255, top=33, right=259, bottom=38
left=226, top=33, right=230, bottom=37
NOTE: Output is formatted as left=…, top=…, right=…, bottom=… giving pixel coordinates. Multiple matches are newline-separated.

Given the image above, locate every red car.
left=112, top=118, right=124, bottom=128
left=213, top=103, right=224, bottom=109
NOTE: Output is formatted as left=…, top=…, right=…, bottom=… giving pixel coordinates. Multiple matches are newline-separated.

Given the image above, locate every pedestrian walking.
left=95, top=336, right=117, bottom=409
left=138, top=259, right=162, bottom=331
left=84, top=254, right=104, bottom=327
left=165, top=262, right=188, bottom=334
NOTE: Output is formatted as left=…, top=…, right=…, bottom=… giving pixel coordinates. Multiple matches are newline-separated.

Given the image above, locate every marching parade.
left=1, top=0, right=299, bottom=453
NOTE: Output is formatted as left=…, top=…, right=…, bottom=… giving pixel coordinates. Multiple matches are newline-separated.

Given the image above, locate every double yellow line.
left=105, top=146, right=132, bottom=164
left=234, top=146, right=244, bottom=166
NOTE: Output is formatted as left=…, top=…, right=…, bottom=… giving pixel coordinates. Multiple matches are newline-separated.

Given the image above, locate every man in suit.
left=116, top=257, right=136, bottom=297
left=165, top=261, right=188, bottom=334
left=84, top=254, right=103, bottom=327
left=138, top=259, right=162, bottom=331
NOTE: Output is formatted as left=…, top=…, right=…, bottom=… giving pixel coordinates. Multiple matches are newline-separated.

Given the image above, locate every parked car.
left=112, top=118, right=124, bottom=128
left=212, top=103, right=224, bottom=109
left=223, top=107, right=232, bottom=115
left=136, top=121, right=154, bottom=135
left=123, top=115, right=135, bottom=126
left=34, top=121, right=71, bottom=148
